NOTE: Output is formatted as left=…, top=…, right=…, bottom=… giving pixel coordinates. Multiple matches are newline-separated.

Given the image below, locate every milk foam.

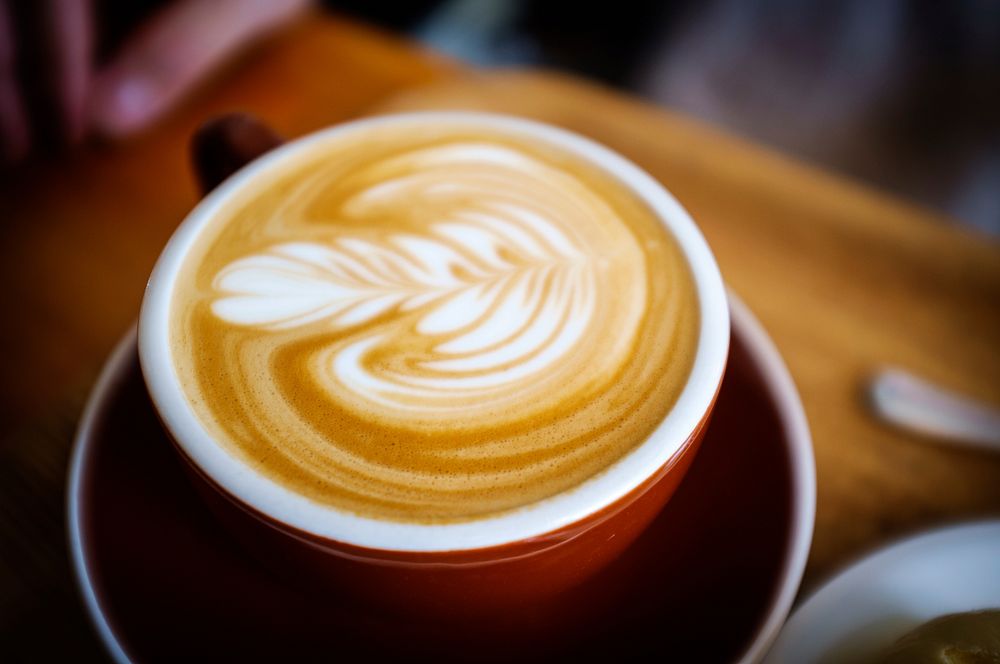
left=211, top=146, right=621, bottom=418
left=169, top=122, right=698, bottom=522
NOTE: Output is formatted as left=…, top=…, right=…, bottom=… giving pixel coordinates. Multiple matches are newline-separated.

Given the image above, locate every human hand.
left=0, top=0, right=310, bottom=163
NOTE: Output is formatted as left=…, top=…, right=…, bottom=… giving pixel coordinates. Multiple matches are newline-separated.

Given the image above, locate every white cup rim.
left=138, top=111, right=729, bottom=552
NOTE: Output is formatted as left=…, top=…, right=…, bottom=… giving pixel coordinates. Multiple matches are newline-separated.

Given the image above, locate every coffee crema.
left=170, top=119, right=699, bottom=523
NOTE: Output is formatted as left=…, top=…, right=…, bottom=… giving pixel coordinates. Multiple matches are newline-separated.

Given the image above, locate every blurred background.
left=4, top=0, right=999, bottom=233
left=363, top=0, right=1000, bottom=235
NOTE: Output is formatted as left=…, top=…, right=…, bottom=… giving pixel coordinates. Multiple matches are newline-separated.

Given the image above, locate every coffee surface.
left=170, top=119, right=698, bottom=522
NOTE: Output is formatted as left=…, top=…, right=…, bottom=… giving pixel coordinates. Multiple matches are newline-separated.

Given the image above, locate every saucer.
left=68, top=294, right=814, bottom=663
left=765, top=520, right=1000, bottom=663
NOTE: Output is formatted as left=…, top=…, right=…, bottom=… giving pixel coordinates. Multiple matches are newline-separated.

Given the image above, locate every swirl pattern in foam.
left=170, top=121, right=698, bottom=523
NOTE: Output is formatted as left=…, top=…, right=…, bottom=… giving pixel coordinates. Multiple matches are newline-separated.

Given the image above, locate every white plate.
left=765, top=520, right=1000, bottom=663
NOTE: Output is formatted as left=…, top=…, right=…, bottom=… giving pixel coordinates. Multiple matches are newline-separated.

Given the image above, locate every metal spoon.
left=869, top=368, right=1000, bottom=453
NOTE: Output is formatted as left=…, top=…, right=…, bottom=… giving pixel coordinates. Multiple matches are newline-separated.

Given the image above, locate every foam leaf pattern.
left=211, top=206, right=597, bottom=411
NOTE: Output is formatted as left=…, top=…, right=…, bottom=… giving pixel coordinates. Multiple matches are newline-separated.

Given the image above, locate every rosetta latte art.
left=171, top=124, right=698, bottom=521
left=212, top=206, right=603, bottom=418
left=209, top=141, right=644, bottom=425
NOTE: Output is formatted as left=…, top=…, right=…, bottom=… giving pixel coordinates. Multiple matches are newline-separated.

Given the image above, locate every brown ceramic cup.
left=138, top=113, right=730, bottom=618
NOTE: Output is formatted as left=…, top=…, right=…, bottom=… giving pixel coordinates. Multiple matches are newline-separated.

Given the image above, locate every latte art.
left=210, top=142, right=641, bottom=426
left=170, top=121, right=698, bottom=522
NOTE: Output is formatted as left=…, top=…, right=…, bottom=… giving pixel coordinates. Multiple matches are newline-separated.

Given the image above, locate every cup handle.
left=191, top=114, right=284, bottom=195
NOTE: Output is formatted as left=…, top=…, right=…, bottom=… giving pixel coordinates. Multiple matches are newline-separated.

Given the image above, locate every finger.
left=0, top=0, right=29, bottom=162
left=191, top=113, right=283, bottom=195
left=91, top=0, right=310, bottom=138
left=45, top=0, right=92, bottom=143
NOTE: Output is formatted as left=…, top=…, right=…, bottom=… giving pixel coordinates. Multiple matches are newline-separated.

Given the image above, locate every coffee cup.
left=138, top=112, right=729, bottom=616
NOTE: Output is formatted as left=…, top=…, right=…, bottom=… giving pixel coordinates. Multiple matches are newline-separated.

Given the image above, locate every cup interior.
left=138, top=111, right=730, bottom=552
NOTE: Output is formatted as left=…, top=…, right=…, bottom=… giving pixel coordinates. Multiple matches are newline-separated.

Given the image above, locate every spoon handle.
left=869, top=369, right=1000, bottom=453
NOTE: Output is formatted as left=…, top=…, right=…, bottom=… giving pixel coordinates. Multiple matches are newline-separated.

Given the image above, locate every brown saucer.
left=69, top=295, right=814, bottom=663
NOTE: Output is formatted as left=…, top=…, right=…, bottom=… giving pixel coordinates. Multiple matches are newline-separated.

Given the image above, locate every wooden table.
left=1, top=12, right=998, bottom=656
